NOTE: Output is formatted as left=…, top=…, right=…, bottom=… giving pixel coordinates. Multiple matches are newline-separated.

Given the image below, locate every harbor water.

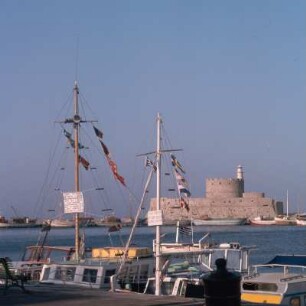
left=0, top=225, right=305, bottom=265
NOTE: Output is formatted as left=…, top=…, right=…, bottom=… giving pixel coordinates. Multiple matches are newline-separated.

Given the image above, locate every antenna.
left=75, top=35, right=80, bottom=82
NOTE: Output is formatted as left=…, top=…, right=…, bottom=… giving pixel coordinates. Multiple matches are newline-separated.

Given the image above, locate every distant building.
left=150, top=165, right=283, bottom=223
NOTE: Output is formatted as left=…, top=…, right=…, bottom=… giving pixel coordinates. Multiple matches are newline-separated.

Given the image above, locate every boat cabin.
left=144, top=241, right=255, bottom=297
left=13, top=245, right=92, bottom=280
left=241, top=255, right=306, bottom=305
left=39, top=246, right=155, bottom=291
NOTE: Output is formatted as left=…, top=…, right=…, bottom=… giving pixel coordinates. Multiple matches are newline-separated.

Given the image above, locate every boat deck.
left=0, top=283, right=281, bottom=306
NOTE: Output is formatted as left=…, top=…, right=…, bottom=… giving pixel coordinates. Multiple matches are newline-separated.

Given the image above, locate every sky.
left=0, top=0, right=305, bottom=218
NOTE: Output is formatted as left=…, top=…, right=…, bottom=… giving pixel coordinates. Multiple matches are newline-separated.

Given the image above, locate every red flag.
left=99, top=140, right=110, bottom=156
left=79, top=155, right=90, bottom=170
left=96, top=135, right=126, bottom=186
left=107, top=156, right=126, bottom=186
left=180, top=197, right=190, bottom=212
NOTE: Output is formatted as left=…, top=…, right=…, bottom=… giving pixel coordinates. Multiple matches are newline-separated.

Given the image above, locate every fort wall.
left=149, top=166, right=283, bottom=223
left=206, top=178, right=244, bottom=199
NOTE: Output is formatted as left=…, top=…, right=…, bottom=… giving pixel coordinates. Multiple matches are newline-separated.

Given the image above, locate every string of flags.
left=171, top=154, right=190, bottom=212
left=179, top=224, right=192, bottom=236
left=63, top=129, right=90, bottom=170
left=145, top=156, right=157, bottom=172
left=171, top=154, right=185, bottom=174
left=93, top=126, right=126, bottom=186
left=174, top=169, right=191, bottom=197
left=78, top=155, right=89, bottom=170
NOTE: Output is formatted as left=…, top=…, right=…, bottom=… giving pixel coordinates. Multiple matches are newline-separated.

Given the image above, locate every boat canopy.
left=265, top=255, right=306, bottom=267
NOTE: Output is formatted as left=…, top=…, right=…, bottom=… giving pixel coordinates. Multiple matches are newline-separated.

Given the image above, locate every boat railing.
left=244, top=272, right=260, bottom=280
left=251, top=264, right=306, bottom=277
left=198, top=233, right=211, bottom=249
left=280, top=274, right=306, bottom=282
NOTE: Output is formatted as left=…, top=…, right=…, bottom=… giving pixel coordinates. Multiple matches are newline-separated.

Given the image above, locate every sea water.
left=0, top=225, right=305, bottom=265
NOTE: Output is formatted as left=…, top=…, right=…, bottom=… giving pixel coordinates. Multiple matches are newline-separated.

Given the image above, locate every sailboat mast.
left=155, top=113, right=162, bottom=296
left=286, top=190, right=289, bottom=218
left=73, top=81, right=80, bottom=261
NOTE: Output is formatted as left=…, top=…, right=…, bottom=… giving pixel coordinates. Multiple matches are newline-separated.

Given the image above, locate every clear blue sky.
left=0, top=0, right=305, bottom=218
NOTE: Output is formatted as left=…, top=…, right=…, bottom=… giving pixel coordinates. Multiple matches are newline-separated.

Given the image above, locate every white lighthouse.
left=237, top=165, right=244, bottom=180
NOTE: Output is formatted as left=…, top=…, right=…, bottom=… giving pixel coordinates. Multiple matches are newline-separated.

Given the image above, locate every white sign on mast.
left=63, top=192, right=84, bottom=213
left=147, top=210, right=163, bottom=226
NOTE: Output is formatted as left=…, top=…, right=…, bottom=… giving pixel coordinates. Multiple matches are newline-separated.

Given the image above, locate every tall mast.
left=73, top=81, right=80, bottom=261
left=286, top=190, right=289, bottom=218
left=155, top=113, right=162, bottom=296
left=58, top=81, right=97, bottom=262
left=137, top=113, right=181, bottom=296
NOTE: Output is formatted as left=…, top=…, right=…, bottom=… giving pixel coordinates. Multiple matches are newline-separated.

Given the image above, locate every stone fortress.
left=150, top=165, right=284, bottom=223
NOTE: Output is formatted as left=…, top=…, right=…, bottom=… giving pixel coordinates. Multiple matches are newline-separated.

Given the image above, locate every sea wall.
left=149, top=173, right=283, bottom=222
left=150, top=196, right=281, bottom=222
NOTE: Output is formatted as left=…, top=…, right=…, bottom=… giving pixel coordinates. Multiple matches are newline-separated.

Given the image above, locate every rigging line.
left=124, top=185, right=141, bottom=207
left=124, top=155, right=153, bottom=217
left=162, top=124, right=188, bottom=175
left=80, top=123, right=100, bottom=153
left=42, top=132, right=72, bottom=213
left=161, top=124, right=176, bottom=152
left=135, top=115, right=159, bottom=157
left=78, top=94, right=91, bottom=123
left=54, top=91, right=74, bottom=123
left=33, top=128, right=65, bottom=217
left=45, top=145, right=70, bottom=214
left=79, top=92, right=99, bottom=121
left=117, top=166, right=155, bottom=276
left=92, top=174, right=112, bottom=211
left=162, top=153, right=175, bottom=183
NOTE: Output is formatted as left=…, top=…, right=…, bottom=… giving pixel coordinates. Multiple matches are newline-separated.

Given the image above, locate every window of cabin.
left=82, top=268, right=98, bottom=283
left=290, top=297, right=300, bottom=306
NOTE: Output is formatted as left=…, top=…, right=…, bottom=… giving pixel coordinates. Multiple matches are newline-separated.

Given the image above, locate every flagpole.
left=176, top=221, right=179, bottom=243
left=155, top=113, right=162, bottom=296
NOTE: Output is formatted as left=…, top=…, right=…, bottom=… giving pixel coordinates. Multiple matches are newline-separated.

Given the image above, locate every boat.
left=0, top=216, right=41, bottom=228
left=38, top=81, right=155, bottom=291
left=249, top=216, right=276, bottom=226
left=11, top=222, right=91, bottom=280
left=274, top=190, right=296, bottom=225
left=192, top=217, right=247, bottom=226
left=94, top=215, right=122, bottom=227
left=40, top=246, right=154, bottom=290
left=274, top=215, right=296, bottom=225
left=14, top=245, right=92, bottom=281
left=48, top=218, right=74, bottom=228
left=144, top=224, right=255, bottom=297
left=48, top=216, right=96, bottom=228
left=134, top=114, right=256, bottom=298
left=144, top=243, right=255, bottom=297
left=241, top=255, right=306, bottom=305
left=296, top=218, right=306, bottom=226
left=296, top=214, right=306, bottom=226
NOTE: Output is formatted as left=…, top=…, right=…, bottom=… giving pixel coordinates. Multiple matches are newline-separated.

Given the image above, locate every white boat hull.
left=50, top=219, right=75, bottom=228
left=296, top=218, right=306, bottom=226
left=250, top=220, right=276, bottom=225
left=0, top=222, right=41, bottom=228
left=192, top=218, right=246, bottom=226
left=274, top=219, right=296, bottom=225
left=250, top=216, right=276, bottom=226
